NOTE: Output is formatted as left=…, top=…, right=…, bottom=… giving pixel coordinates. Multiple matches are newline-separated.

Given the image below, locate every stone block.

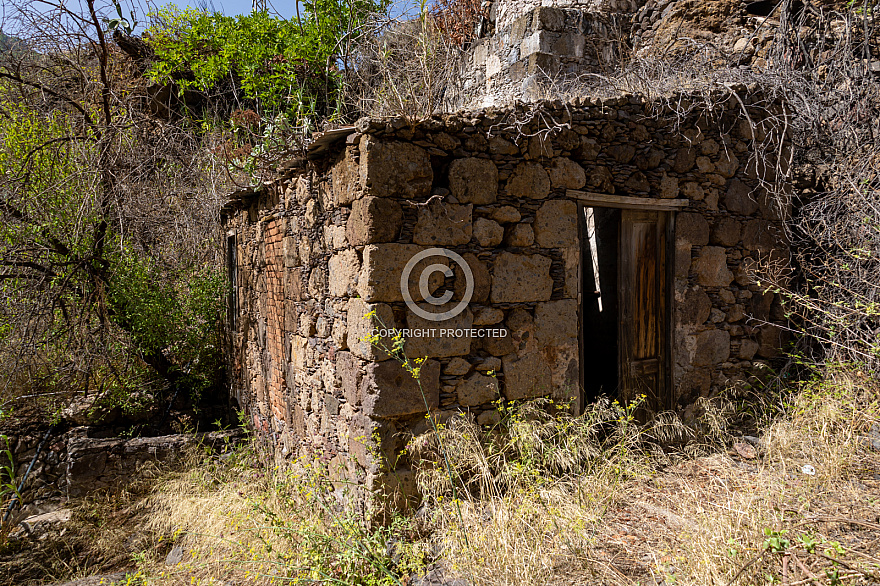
left=528, top=134, right=554, bottom=159
left=445, top=357, right=471, bottom=376
left=507, top=162, right=551, bottom=199
left=360, top=359, right=440, bottom=418
left=723, top=179, right=758, bottom=215
left=586, top=165, right=614, bottom=193
left=548, top=157, right=586, bottom=189
left=578, top=137, right=599, bottom=161
left=692, top=246, right=734, bottom=287
left=332, top=150, right=360, bottom=206
left=625, top=171, right=650, bottom=192
left=728, top=304, right=745, bottom=322
left=449, top=158, right=499, bottom=204
left=535, top=299, right=578, bottom=345
left=533, top=6, right=566, bottom=31
left=413, top=202, right=473, bottom=246
left=715, top=152, right=739, bottom=178
left=285, top=267, right=304, bottom=301
left=711, top=217, right=742, bottom=246
left=681, top=181, right=705, bottom=201
left=472, top=306, right=505, bottom=325
left=696, top=156, right=715, bottom=174
left=552, top=33, right=585, bottom=58
left=635, top=149, right=664, bottom=170
left=486, top=54, right=502, bottom=78
left=506, top=308, right=538, bottom=355
left=475, top=356, right=501, bottom=372
left=308, top=267, right=327, bottom=300
left=453, top=252, right=491, bottom=304
left=693, top=329, right=730, bottom=366
left=738, top=339, right=760, bottom=360
left=405, top=305, right=473, bottom=359
left=473, top=217, right=504, bottom=247
left=337, top=351, right=363, bottom=405
left=678, top=286, right=711, bottom=325
left=346, top=196, right=403, bottom=246
left=749, top=291, right=774, bottom=322
left=346, top=297, right=395, bottom=361
left=328, top=248, right=360, bottom=297
left=521, top=30, right=550, bottom=58
left=607, top=145, right=636, bottom=164
left=457, top=373, right=499, bottom=407
left=506, top=223, right=535, bottom=247
left=490, top=252, right=553, bottom=303
left=534, top=200, right=577, bottom=248
left=358, top=244, right=446, bottom=303
left=491, top=205, right=522, bottom=223
left=676, top=212, right=710, bottom=246
left=502, top=352, right=553, bottom=400
left=483, top=331, right=516, bottom=356
left=489, top=137, right=520, bottom=156
left=673, top=147, right=696, bottom=173
left=660, top=174, right=680, bottom=198
left=282, top=236, right=299, bottom=268
left=349, top=412, right=377, bottom=467
left=359, top=136, right=432, bottom=198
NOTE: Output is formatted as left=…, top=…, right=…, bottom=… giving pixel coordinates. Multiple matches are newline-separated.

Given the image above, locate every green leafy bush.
left=146, top=1, right=389, bottom=124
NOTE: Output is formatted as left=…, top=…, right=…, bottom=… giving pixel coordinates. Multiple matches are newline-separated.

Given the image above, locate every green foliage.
left=103, top=0, right=139, bottom=35
left=146, top=0, right=389, bottom=123
left=0, top=100, right=224, bottom=417
left=0, top=435, right=19, bottom=515
left=109, top=253, right=225, bottom=400
left=762, top=528, right=790, bottom=553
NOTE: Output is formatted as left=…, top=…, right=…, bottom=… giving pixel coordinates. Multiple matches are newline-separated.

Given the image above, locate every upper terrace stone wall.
left=221, top=92, right=790, bottom=507
left=445, top=7, right=633, bottom=110
left=493, top=0, right=644, bottom=30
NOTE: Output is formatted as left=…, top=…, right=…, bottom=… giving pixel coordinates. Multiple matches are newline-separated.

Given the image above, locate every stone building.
left=221, top=88, right=790, bottom=502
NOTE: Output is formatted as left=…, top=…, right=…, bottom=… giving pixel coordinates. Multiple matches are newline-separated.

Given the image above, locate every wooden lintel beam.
left=566, top=190, right=689, bottom=211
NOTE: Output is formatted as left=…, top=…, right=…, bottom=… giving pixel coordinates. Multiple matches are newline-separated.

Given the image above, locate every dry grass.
left=410, top=371, right=880, bottom=585
left=2, top=368, right=878, bottom=586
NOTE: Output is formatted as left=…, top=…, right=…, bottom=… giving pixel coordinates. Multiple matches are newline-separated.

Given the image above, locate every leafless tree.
left=0, top=0, right=230, bottom=420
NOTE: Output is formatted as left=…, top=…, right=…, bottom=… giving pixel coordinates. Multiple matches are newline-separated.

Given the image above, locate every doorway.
left=579, top=205, right=673, bottom=412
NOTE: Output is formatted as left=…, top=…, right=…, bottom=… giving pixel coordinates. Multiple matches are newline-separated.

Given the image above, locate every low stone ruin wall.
left=222, top=89, right=790, bottom=507
left=1, top=429, right=242, bottom=515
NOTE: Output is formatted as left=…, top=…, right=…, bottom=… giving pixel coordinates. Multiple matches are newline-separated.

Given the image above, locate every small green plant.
left=103, top=0, right=138, bottom=35
left=796, top=532, right=819, bottom=554
left=762, top=528, right=791, bottom=553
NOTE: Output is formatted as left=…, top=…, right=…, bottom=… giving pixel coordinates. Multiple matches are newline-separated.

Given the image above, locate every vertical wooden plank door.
left=618, top=210, right=669, bottom=412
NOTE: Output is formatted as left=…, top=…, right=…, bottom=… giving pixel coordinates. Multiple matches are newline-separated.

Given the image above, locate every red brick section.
left=264, top=219, right=287, bottom=423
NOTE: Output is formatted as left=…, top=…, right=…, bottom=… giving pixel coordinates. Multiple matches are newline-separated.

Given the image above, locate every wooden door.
left=618, top=210, right=670, bottom=412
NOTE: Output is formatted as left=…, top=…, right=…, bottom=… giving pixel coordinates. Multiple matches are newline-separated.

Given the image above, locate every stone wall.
left=492, top=0, right=644, bottom=31
left=1, top=429, right=242, bottom=517
left=222, top=90, right=790, bottom=507
left=445, top=6, right=633, bottom=111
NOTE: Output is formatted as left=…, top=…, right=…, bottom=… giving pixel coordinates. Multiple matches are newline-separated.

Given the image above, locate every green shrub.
left=146, top=1, right=389, bottom=125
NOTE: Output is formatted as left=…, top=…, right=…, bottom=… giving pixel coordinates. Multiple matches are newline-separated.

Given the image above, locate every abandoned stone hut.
left=220, top=89, right=790, bottom=496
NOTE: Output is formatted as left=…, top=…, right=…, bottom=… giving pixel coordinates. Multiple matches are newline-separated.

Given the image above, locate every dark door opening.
left=579, top=206, right=673, bottom=412
left=580, top=206, right=620, bottom=404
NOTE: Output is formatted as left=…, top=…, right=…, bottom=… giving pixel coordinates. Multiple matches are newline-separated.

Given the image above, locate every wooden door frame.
left=570, top=190, right=683, bottom=414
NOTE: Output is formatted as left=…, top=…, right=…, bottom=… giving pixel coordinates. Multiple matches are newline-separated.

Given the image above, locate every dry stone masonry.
left=221, top=89, right=790, bottom=508
left=446, top=4, right=634, bottom=110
